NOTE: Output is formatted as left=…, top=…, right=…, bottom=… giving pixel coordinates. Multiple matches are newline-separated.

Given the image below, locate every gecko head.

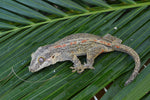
left=29, top=46, right=61, bottom=73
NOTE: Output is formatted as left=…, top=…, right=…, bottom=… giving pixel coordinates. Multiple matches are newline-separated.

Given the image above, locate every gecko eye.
left=38, top=57, right=45, bottom=64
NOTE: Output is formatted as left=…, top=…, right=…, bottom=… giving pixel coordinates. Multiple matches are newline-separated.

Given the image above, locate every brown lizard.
left=29, top=33, right=140, bottom=86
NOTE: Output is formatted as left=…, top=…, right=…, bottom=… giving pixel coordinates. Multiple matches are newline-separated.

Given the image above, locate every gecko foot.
left=83, top=62, right=95, bottom=70
left=70, top=65, right=87, bottom=73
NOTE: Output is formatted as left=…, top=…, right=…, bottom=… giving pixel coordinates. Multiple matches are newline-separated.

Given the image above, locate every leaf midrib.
left=1, top=2, right=150, bottom=37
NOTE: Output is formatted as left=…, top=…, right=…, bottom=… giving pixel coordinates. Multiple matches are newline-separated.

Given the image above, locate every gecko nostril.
left=29, top=68, right=34, bottom=72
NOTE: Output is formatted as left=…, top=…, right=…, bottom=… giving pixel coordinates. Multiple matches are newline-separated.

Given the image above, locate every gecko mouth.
left=29, top=68, right=35, bottom=72
left=29, top=66, right=43, bottom=73
left=29, top=67, right=39, bottom=73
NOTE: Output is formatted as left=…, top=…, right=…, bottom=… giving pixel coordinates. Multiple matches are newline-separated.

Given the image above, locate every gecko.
left=29, top=33, right=141, bottom=86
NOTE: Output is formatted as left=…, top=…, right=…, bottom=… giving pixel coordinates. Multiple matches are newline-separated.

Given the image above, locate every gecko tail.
left=113, top=44, right=141, bottom=86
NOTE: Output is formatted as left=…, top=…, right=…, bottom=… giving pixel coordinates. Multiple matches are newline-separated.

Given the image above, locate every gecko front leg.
left=70, top=55, right=86, bottom=73
left=84, top=47, right=105, bottom=69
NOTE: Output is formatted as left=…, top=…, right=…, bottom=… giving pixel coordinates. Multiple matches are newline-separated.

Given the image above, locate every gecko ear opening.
left=52, top=55, right=55, bottom=58
left=51, top=53, right=61, bottom=59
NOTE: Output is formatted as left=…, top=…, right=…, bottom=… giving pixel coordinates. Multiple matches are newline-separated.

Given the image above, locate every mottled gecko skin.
left=29, top=33, right=140, bottom=86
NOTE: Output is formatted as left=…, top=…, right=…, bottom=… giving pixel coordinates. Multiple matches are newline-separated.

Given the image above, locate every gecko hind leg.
left=70, top=55, right=87, bottom=73
left=84, top=47, right=104, bottom=70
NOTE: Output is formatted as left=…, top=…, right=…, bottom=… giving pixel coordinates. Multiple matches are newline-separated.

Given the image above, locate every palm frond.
left=0, top=0, right=150, bottom=99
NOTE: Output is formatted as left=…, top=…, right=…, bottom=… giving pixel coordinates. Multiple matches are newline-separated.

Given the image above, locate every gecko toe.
left=72, top=70, right=76, bottom=72
left=70, top=67, right=75, bottom=69
left=70, top=67, right=77, bottom=72
left=70, top=65, right=87, bottom=73
left=83, top=64, right=95, bottom=69
left=88, top=66, right=95, bottom=69
left=77, top=70, right=82, bottom=74
left=77, top=68, right=84, bottom=73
